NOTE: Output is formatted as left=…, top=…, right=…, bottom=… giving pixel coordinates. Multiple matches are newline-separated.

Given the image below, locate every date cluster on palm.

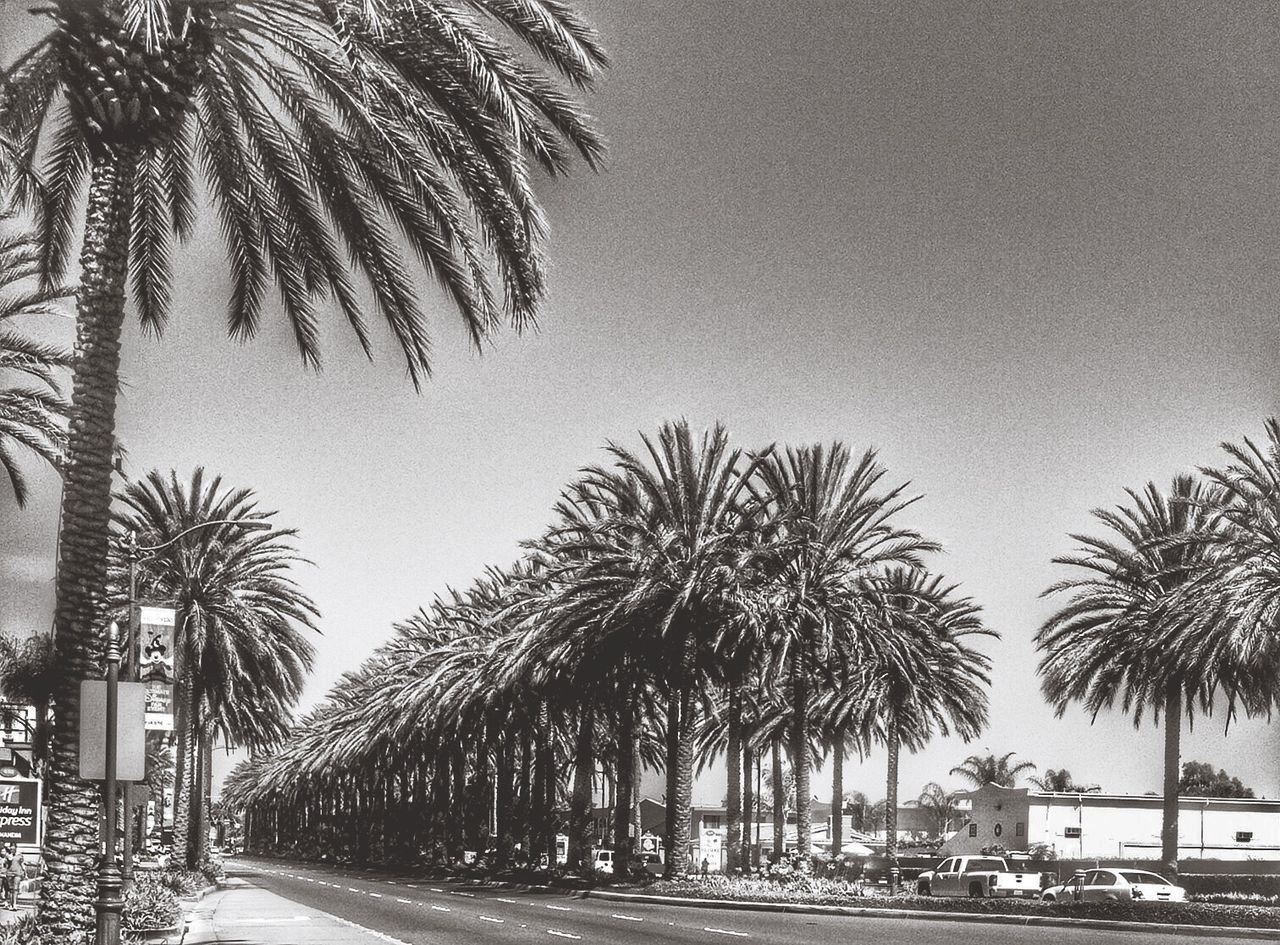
left=57, top=4, right=221, bottom=150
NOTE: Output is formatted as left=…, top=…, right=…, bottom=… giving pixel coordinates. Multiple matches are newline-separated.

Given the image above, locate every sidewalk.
left=186, top=878, right=408, bottom=945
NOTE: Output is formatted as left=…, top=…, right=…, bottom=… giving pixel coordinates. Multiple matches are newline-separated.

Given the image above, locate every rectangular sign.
left=139, top=606, right=177, bottom=730
left=78, top=681, right=146, bottom=782
left=0, top=779, right=40, bottom=846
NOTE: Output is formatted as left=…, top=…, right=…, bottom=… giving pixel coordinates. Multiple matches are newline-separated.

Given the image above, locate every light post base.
left=95, top=864, right=123, bottom=945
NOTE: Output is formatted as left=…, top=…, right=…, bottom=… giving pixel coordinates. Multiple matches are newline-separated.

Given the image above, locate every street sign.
left=139, top=606, right=177, bottom=730
left=78, top=680, right=146, bottom=781
left=0, top=779, right=40, bottom=846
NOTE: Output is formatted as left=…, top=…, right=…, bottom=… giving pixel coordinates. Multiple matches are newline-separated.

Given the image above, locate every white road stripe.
left=704, top=928, right=749, bottom=937
left=547, top=931, right=581, bottom=940
left=612, top=913, right=643, bottom=921
left=430, top=887, right=444, bottom=893
left=546, top=904, right=571, bottom=912
left=331, top=914, right=414, bottom=945
left=431, top=905, right=451, bottom=913
left=452, top=891, right=476, bottom=898
left=348, top=888, right=360, bottom=893
left=369, top=892, right=382, bottom=898
left=405, top=884, right=418, bottom=889
left=479, top=916, right=505, bottom=923
left=495, top=897, right=519, bottom=904
left=396, top=898, right=411, bottom=904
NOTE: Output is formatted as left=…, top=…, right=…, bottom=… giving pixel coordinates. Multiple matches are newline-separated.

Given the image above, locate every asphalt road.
left=228, top=857, right=1274, bottom=945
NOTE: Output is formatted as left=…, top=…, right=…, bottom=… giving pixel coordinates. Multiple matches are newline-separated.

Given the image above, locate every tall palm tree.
left=1036, top=475, right=1224, bottom=877
left=113, top=468, right=318, bottom=868
left=4, top=0, right=604, bottom=932
left=562, top=420, right=765, bottom=877
left=752, top=444, right=938, bottom=860
left=949, top=751, right=1036, bottom=790
left=0, top=213, right=70, bottom=506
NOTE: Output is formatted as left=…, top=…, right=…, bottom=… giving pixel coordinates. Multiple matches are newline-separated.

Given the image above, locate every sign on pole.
left=78, top=680, right=146, bottom=782
left=0, top=779, right=40, bottom=846
left=139, top=606, right=177, bottom=730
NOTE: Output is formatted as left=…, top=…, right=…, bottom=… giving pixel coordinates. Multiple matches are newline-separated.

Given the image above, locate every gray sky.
left=3, top=0, right=1279, bottom=803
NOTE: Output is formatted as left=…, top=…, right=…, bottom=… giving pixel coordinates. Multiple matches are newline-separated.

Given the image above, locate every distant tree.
left=916, top=782, right=964, bottom=837
left=1029, top=768, right=1100, bottom=793
left=1178, top=761, right=1254, bottom=798
left=0, top=632, right=56, bottom=774
left=950, top=751, right=1036, bottom=789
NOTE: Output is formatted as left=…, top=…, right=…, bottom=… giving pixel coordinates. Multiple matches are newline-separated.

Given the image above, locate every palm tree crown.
left=949, top=751, right=1036, bottom=789
left=0, top=213, right=70, bottom=506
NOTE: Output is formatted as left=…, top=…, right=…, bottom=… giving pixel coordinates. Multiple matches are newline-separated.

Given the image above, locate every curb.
left=455, top=878, right=1280, bottom=941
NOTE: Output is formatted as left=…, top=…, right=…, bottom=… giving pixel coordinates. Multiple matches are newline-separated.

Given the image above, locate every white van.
left=592, top=850, right=614, bottom=874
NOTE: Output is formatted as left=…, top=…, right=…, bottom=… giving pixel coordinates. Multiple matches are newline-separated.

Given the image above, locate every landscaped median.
left=559, top=876, right=1280, bottom=937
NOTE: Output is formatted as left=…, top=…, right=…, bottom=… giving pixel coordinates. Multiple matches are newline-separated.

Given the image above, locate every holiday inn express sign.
left=0, top=779, right=40, bottom=846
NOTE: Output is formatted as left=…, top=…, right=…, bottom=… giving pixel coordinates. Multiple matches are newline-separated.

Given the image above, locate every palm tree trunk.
left=771, top=739, right=784, bottom=861
left=38, top=146, right=138, bottom=941
left=831, top=725, right=845, bottom=856
left=568, top=708, right=594, bottom=871
left=663, top=633, right=697, bottom=879
left=885, top=717, right=900, bottom=892
left=662, top=687, right=680, bottom=874
left=725, top=683, right=742, bottom=872
left=495, top=738, right=515, bottom=867
left=192, top=725, right=212, bottom=867
left=791, top=650, right=811, bottom=860
left=1162, top=681, right=1182, bottom=877
left=613, top=692, right=635, bottom=879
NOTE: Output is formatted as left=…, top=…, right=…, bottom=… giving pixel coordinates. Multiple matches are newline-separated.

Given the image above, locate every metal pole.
left=122, top=533, right=138, bottom=886
left=95, top=622, right=123, bottom=945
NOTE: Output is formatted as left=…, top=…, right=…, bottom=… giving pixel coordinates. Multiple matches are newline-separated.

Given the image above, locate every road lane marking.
left=405, top=884, right=418, bottom=888
left=479, top=916, right=505, bottom=923
left=546, top=904, right=571, bottom=911
left=547, top=931, right=581, bottom=940
left=430, top=887, right=444, bottom=893
left=704, top=928, right=749, bottom=937
left=452, top=891, right=476, bottom=898
left=348, top=888, right=360, bottom=893
left=612, top=914, right=643, bottom=921
left=396, top=898, right=411, bottom=904
left=369, top=892, right=383, bottom=898
left=496, top=897, right=519, bottom=904
left=431, top=905, right=451, bottom=913
left=331, top=914, right=414, bottom=945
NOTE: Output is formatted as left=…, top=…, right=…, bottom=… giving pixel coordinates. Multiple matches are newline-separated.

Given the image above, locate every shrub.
left=0, top=915, right=44, bottom=945
left=1183, top=874, right=1280, bottom=898
left=198, top=855, right=225, bottom=885
left=123, top=876, right=182, bottom=933
left=150, top=869, right=202, bottom=897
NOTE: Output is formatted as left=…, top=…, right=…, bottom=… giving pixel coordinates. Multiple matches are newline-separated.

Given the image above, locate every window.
left=1236, top=831, right=1254, bottom=843
left=939, top=859, right=955, bottom=873
left=1015, top=822, right=1025, bottom=837
left=1064, top=825, right=1082, bottom=838
left=968, top=824, right=978, bottom=837
left=993, top=823, right=1003, bottom=838
left=1085, top=870, right=1114, bottom=887
left=702, top=816, right=721, bottom=829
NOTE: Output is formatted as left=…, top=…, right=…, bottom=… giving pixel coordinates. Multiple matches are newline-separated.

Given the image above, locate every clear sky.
left=2, top=0, right=1279, bottom=805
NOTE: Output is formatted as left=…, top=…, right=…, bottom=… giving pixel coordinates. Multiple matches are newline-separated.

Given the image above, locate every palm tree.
left=4, top=0, right=605, bottom=931
left=561, top=421, right=765, bottom=877
left=113, top=468, right=318, bottom=868
left=0, top=213, right=70, bottom=506
left=861, top=569, right=993, bottom=879
left=1036, top=475, right=1223, bottom=877
left=1028, top=768, right=1099, bottom=793
left=949, top=751, right=1036, bottom=789
left=916, top=782, right=962, bottom=838
left=752, top=443, right=938, bottom=860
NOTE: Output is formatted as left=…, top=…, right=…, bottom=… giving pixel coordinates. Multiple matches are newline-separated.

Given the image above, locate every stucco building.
left=942, top=783, right=1280, bottom=861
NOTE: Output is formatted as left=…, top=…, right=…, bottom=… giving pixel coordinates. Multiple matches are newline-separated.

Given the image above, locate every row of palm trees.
left=1037, top=422, right=1280, bottom=876
left=223, top=421, right=995, bottom=879
left=3, top=0, right=610, bottom=936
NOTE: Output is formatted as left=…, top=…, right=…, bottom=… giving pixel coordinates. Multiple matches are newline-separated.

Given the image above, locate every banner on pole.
left=139, top=606, right=177, bottom=730
left=78, top=680, right=146, bottom=781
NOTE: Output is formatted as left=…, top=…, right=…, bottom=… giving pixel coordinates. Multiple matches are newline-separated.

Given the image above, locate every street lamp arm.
left=132, top=518, right=272, bottom=556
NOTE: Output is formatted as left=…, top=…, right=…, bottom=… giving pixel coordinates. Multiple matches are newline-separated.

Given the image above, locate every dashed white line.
left=331, top=914, right=414, bottom=945
left=611, top=913, right=643, bottom=921
left=348, top=887, right=360, bottom=893
left=479, top=915, right=505, bottom=924
left=546, top=904, right=571, bottom=912
left=430, top=905, right=451, bottom=913
left=704, top=928, right=749, bottom=937
left=430, top=887, right=444, bottom=893
left=452, top=891, right=476, bottom=898
left=547, top=931, right=581, bottom=940
left=405, top=884, right=418, bottom=889
left=495, top=897, right=519, bottom=904
left=369, top=892, right=383, bottom=898
left=396, top=898, right=411, bottom=904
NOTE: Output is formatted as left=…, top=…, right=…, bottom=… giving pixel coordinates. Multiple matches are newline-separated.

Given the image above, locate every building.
left=942, top=783, right=1280, bottom=861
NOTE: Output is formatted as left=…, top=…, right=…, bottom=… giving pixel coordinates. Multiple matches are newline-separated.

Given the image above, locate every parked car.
left=1041, top=868, right=1186, bottom=903
left=592, top=850, right=614, bottom=874
left=916, top=855, right=1043, bottom=898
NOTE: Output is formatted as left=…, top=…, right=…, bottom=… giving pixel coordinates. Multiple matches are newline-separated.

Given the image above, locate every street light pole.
left=118, top=517, right=270, bottom=880
left=94, top=622, right=123, bottom=945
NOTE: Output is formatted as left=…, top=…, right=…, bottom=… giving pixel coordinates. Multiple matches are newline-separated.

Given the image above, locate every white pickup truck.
left=915, top=855, right=1044, bottom=899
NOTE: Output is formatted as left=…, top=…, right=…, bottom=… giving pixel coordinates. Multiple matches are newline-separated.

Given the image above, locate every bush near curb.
left=1186, top=874, right=1280, bottom=898
left=638, top=878, right=1280, bottom=930
left=0, top=915, right=43, bottom=945
left=122, top=875, right=182, bottom=935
